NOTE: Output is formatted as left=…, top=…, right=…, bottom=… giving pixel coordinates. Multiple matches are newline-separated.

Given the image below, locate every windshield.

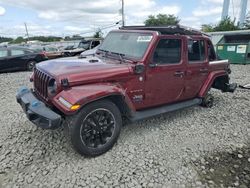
left=99, top=32, right=153, bottom=59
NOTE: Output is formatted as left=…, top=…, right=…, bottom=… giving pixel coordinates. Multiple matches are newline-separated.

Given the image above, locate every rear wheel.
left=27, top=61, right=36, bottom=71
left=201, top=93, right=214, bottom=108
left=64, top=100, right=122, bottom=156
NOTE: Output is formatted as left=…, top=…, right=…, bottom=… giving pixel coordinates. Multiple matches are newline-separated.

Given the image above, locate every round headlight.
left=48, top=79, right=57, bottom=96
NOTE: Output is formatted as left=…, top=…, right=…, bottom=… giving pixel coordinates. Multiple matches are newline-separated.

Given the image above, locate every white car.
left=79, top=44, right=100, bottom=57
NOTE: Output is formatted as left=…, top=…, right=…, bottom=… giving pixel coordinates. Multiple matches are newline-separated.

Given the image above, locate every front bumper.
left=16, top=87, right=62, bottom=129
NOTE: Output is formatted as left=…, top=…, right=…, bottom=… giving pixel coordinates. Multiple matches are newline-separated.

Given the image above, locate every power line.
left=78, top=21, right=120, bottom=35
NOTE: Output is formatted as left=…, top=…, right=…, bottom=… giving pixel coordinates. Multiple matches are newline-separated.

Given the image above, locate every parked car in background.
left=0, top=46, right=48, bottom=72
left=63, top=38, right=102, bottom=56
left=79, top=44, right=100, bottom=57
left=27, top=45, right=63, bottom=60
left=43, top=46, right=63, bottom=59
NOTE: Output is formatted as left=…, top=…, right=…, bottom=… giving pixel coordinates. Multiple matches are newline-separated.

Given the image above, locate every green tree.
left=213, top=17, right=239, bottom=31
left=29, top=36, right=62, bottom=42
left=201, top=24, right=214, bottom=32
left=0, top=36, right=13, bottom=43
left=144, top=14, right=180, bottom=26
left=93, top=29, right=103, bottom=38
left=201, top=17, right=239, bottom=32
left=10, top=37, right=26, bottom=44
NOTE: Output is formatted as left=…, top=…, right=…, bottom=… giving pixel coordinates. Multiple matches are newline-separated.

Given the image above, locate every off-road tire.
left=27, top=61, right=36, bottom=71
left=63, top=100, right=122, bottom=157
left=201, top=93, right=214, bottom=108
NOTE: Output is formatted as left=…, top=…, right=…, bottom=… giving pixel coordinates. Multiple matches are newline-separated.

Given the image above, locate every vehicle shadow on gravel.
left=192, top=143, right=250, bottom=187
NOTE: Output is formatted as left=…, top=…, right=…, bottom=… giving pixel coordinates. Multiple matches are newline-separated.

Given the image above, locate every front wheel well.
left=77, top=95, right=132, bottom=119
left=105, top=95, right=132, bottom=118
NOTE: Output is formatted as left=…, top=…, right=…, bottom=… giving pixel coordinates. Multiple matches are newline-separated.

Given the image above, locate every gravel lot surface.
left=0, top=65, right=249, bottom=188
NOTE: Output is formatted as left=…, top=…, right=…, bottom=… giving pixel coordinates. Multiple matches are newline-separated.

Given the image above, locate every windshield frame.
left=98, top=30, right=157, bottom=61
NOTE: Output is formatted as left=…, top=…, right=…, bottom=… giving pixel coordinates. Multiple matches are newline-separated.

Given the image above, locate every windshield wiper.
left=98, top=49, right=126, bottom=63
left=110, top=52, right=126, bottom=64
left=98, top=49, right=109, bottom=57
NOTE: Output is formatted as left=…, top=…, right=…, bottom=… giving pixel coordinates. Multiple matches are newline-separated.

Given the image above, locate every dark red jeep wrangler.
left=16, top=26, right=236, bottom=156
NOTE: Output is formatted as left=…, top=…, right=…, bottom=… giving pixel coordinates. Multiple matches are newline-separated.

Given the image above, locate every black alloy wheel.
left=80, top=108, right=115, bottom=149
left=27, top=61, right=36, bottom=71
left=64, top=100, right=122, bottom=156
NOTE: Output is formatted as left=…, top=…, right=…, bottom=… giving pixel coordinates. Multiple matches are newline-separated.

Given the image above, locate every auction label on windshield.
left=137, top=36, right=153, bottom=42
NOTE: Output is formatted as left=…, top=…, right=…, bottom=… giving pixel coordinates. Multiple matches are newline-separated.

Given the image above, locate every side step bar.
left=130, top=98, right=202, bottom=122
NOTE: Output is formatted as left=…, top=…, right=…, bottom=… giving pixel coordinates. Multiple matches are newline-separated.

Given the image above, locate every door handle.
left=199, top=68, right=208, bottom=73
left=174, top=71, right=184, bottom=77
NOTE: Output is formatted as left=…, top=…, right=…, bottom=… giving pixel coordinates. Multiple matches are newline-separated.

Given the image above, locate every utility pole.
left=221, top=0, right=230, bottom=20
left=121, top=0, right=125, bottom=27
left=24, top=22, right=30, bottom=41
left=239, top=0, right=248, bottom=28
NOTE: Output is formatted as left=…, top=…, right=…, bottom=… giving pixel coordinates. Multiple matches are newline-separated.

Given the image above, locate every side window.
left=11, top=49, right=25, bottom=56
left=153, top=39, right=181, bottom=64
left=188, top=40, right=205, bottom=62
left=207, top=41, right=216, bottom=61
left=0, top=50, right=8, bottom=58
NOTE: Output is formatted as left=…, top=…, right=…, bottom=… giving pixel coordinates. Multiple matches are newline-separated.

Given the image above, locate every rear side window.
left=0, top=50, right=8, bottom=58
left=11, top=49, right=25, bottom=56
left=188, top=40, right=205, bottom=62
left=207, top=41, right=216, bottom=61
left=153, top=39, right=182, bottom=64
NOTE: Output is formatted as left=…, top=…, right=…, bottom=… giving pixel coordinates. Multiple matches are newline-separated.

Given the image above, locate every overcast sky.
left=0, top=0, right=249, bottom=38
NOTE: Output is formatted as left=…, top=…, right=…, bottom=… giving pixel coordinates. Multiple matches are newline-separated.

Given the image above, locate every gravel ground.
left=0, top=65, right=249, bottom=188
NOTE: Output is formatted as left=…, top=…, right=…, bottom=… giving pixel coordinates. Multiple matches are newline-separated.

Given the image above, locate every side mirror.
left=134, top=64, right=145, bottom=74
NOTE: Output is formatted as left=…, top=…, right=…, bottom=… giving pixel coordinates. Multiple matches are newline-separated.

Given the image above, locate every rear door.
left=144, top=36, right=185, bottom=107
left=183, top=37, right=209, bottom=99
left=9, top=49, right=27, bottom=70
left=0, top=49, right=9, bottom=71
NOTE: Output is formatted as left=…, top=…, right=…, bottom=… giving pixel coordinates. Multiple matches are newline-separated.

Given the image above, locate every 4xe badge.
left=132, top=95, right=143, bottom=102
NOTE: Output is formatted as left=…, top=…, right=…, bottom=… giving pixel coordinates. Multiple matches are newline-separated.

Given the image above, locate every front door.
left=183, top=38, right=209, bottom=99
left=144, top=36, right=185, bottom=107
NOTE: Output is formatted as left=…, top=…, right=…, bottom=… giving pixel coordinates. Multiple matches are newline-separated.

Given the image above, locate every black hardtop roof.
left=120, top=25, right=210, bottom=37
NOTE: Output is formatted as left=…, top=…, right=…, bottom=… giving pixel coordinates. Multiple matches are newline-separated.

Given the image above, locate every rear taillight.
left=40, top=51, right=48, bottom=58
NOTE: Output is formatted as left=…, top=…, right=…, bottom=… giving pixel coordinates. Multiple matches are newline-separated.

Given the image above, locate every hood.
left=36, top=56, right=133, bottom=86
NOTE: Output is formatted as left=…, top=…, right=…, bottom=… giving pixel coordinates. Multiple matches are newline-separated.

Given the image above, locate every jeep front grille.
left=34, top=68, right=52, bottom=100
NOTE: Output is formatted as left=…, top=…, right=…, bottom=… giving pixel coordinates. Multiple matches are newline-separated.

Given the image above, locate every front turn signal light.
left=58, top=97, right=81, bottom=111
left=70, top=104, right=81, bottom=111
